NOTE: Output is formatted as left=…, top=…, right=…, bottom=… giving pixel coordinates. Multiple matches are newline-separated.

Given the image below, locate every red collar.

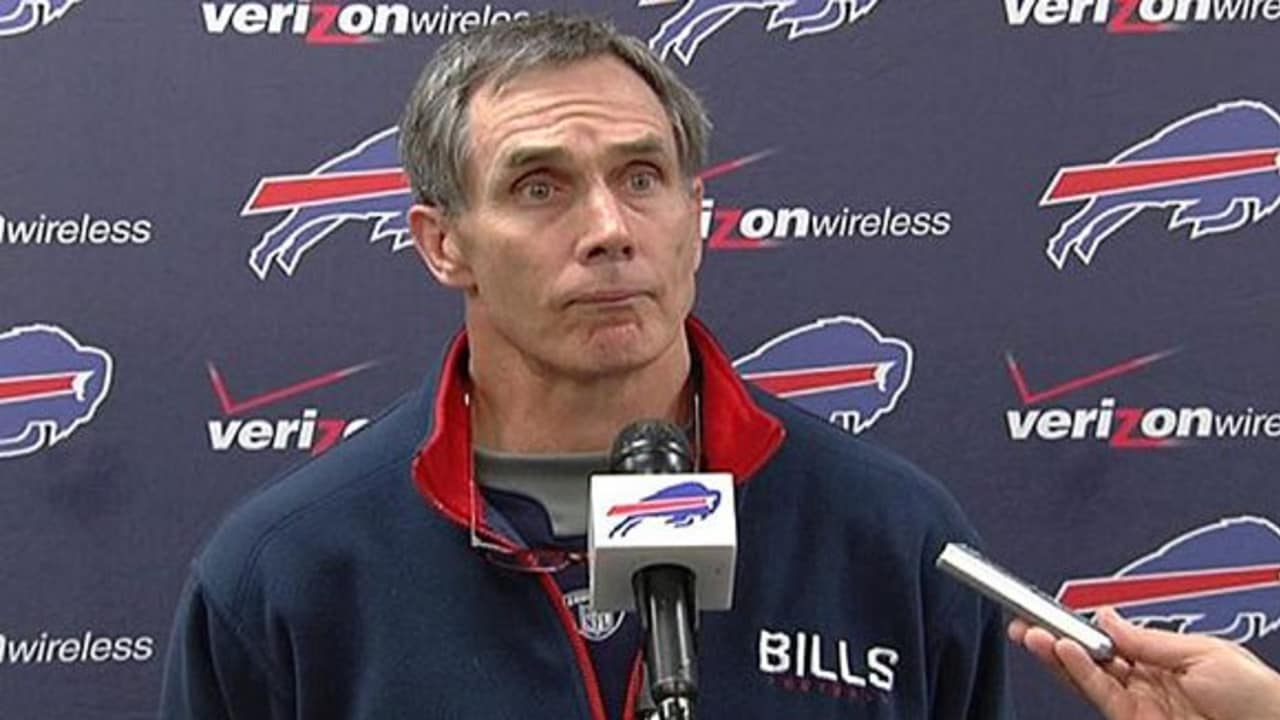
left=411, top=316, right=786, bottom=529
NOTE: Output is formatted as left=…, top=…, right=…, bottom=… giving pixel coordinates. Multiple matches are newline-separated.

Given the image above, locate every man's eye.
left=518, top=180, right=554, bottom=202
left=628, top=170, right=659, bottom=193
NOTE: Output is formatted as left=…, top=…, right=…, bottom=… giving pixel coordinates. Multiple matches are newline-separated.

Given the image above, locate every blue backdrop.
left=2, top=1, right=1278, bottom=717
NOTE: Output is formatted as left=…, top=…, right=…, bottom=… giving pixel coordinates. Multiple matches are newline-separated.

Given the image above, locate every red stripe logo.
left=0, top=371, right=91, bottom=405
left=1059, top=564, right=1280, bottom=611
left=1043, top=149, right=1280, bottom=205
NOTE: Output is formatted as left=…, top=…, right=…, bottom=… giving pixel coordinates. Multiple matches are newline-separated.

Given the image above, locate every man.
left=1011, top=609, right=1280, bottom=720
left=160, top=13, right=1011, bottom=719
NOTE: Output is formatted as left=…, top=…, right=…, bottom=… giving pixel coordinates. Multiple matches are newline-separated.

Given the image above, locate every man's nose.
left=576, top=183, right=634, bottom=263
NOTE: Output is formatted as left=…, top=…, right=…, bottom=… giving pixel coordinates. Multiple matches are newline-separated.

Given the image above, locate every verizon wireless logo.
left=201, top=2, right=529, bottom=43
left=1005, top=0, right=1280, bottom=33
left=0, top=630, right=154, bottom=666
left=1004, top=349, right=1280, bottom=449
left=206, top=360, right=373, bottom=455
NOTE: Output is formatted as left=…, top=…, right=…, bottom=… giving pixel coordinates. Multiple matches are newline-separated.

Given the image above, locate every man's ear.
left=409, top=203, right=475, bottom=289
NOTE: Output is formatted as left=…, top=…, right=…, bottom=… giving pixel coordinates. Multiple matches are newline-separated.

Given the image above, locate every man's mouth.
left=572, top=289, right=647, bottom=306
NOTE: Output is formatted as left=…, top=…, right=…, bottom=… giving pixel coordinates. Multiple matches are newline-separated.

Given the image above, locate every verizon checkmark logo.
left=205, top=360, right=375, bottom=455
left=1005, top=349, right=1175, bottom=405
left=1003, top=348, right=1280, bottom=449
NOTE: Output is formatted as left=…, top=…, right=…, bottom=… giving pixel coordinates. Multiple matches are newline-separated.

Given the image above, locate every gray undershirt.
left=473, top=446, right=611, bottom=538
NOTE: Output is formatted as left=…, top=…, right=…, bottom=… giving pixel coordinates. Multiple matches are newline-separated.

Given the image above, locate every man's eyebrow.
left=609, top=136, right=668, bottom=158
left=501, top=145, right=570, bottom=170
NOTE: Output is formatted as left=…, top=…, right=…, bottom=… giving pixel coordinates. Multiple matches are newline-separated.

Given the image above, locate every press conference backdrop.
left=2, top=1, right=1278, bottom=717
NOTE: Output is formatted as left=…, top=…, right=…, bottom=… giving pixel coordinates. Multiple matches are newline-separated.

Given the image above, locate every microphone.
left=589, top=421, right=737, bottom=720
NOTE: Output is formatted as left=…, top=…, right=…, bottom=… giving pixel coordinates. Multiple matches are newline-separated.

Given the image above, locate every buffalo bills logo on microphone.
left=608, top=482, right=722, bottom=539
left=0, top=324, right=112, bottom=460
left=1057, top=516, right=1280, bottom=644
left=735, top=316, right=913, bottom=434
left=1043, top=100, right=1280, bottom=268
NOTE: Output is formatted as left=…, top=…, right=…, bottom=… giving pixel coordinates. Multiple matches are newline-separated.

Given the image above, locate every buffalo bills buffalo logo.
left=642, top=0, right=882, bottom=65
left=608, top=481, right=722, bottom=539
left=0, top=324, right=112, bottom=460
left=242, top=127, right=413, bottom=279
left=1043, top=100, right=1280, bottom=268
left=735, top=316, right=913, bottom=434
left=1057, top=516, right=1280, bottom=644
left=0, top=0, right=82, bottom=37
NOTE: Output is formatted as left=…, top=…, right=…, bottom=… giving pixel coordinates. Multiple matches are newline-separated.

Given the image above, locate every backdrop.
left=2, top=1, right=1278, bottom=717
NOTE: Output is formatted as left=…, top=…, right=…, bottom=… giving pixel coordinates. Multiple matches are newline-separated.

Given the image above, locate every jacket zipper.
left=537, top=575, right=610, bottom=720
left=622, top=652, right=645, bottom=720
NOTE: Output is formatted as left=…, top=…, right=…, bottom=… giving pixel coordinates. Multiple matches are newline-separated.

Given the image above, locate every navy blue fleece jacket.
left=159, top=318, right=1013, bottom=719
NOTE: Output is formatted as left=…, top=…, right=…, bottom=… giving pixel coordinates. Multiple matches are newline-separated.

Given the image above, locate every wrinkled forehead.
left=471, top=53, right=666, bottom=117
left=463, top=56, right=679, bottom=171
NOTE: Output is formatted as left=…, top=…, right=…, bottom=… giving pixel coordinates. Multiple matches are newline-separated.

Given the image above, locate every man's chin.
left=568, top=325, right=664, bottom=376
left=583, top=317, right=646, bottom=344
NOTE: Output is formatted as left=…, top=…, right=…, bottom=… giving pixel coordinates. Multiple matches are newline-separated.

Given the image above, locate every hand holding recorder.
left=1010, top=608, right=1280, bottom=720
left=936, top=542, right=1280, bottom=719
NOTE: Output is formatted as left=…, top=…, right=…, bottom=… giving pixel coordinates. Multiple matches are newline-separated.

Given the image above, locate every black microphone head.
left=609, top=420, right=694, bottom=474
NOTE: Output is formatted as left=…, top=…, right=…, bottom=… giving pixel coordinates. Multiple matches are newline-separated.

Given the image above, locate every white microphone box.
left=588, top=472, right=737, bottom=612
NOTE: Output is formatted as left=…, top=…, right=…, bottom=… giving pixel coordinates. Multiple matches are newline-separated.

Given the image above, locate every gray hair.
left=399, top=12, right=711, bottom=215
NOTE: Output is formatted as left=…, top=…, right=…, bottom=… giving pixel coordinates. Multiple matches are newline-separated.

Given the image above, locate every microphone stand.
left=634, top=564, right=698, bottom=720
left=606, top=419, right=706, bottom=720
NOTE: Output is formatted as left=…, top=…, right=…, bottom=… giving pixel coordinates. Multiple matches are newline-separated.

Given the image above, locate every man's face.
left=415, top=56, right=703, bottom=380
